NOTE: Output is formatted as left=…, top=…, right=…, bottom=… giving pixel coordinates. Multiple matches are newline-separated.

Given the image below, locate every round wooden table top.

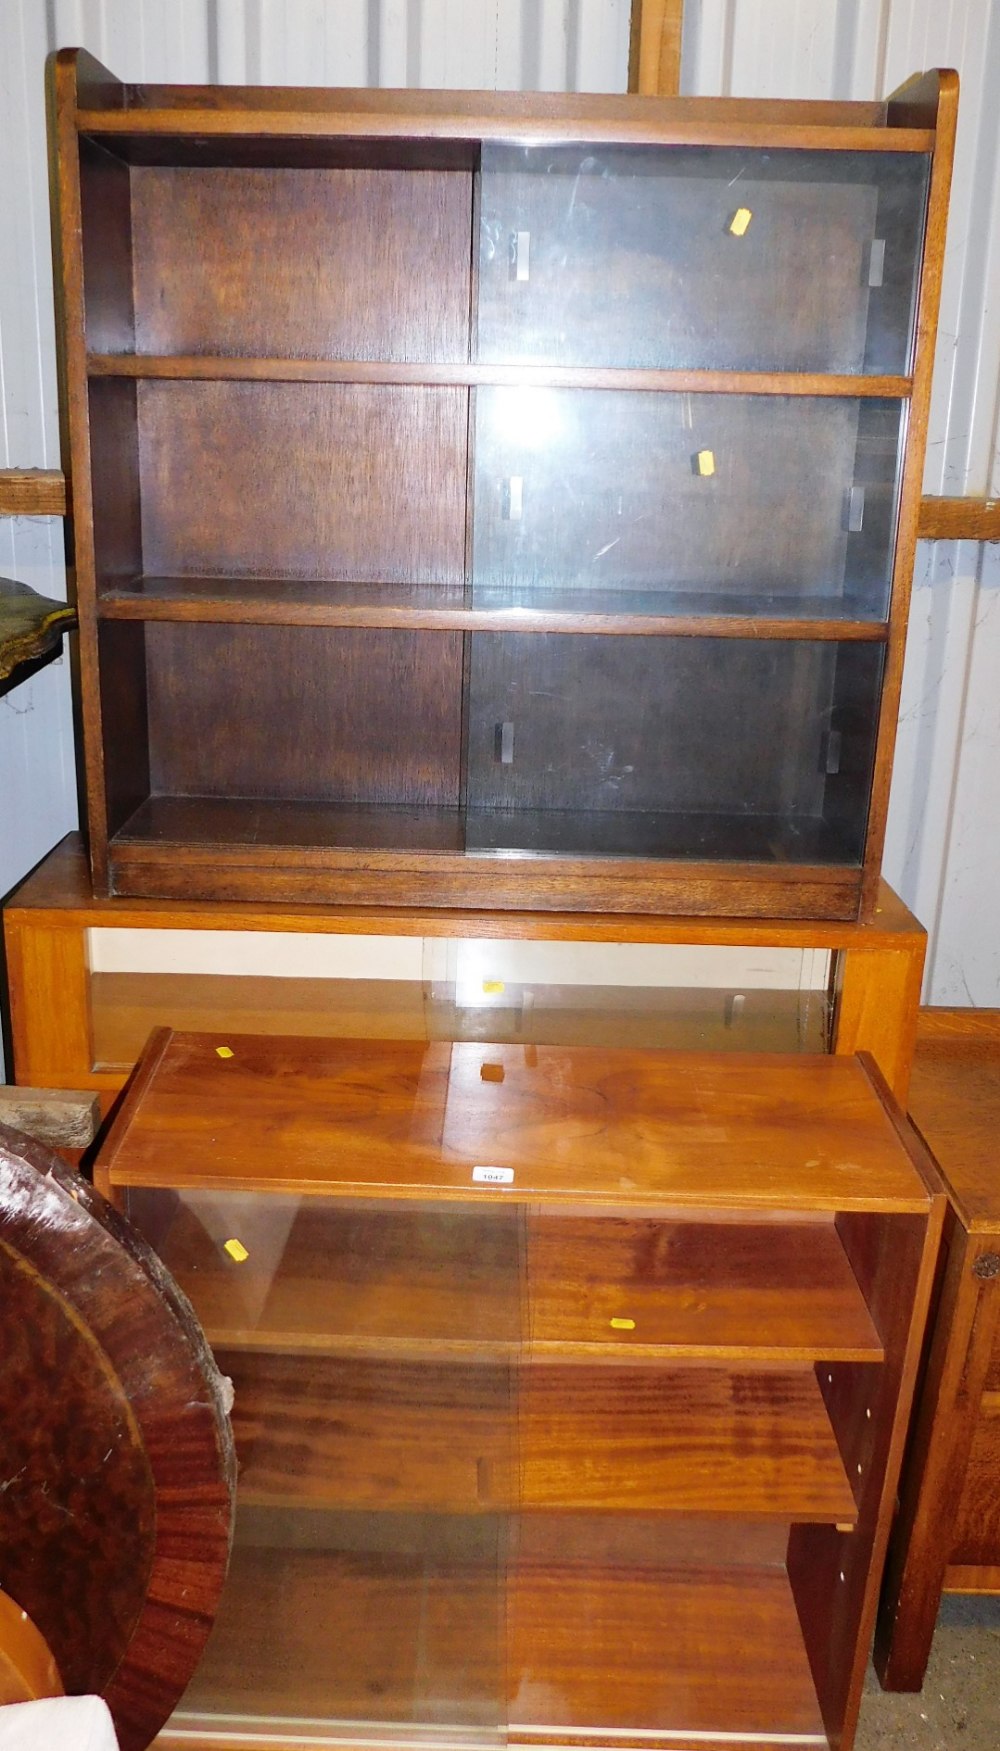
left=0, top=1123, right=236, bottom=1751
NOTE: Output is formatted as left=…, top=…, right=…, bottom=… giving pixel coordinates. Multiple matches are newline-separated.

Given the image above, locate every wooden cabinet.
left=876, top=1009, right=1000, bottom=1690
left=52, top=53, right=956, bottom=920
left=94, top=1030, right=942, bottom=1750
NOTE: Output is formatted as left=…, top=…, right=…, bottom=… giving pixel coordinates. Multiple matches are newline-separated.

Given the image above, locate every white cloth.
left=0, top=1697, right=119, bottom=1749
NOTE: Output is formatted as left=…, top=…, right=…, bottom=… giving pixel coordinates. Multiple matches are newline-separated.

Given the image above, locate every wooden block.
left=0, top=1087, right=102, bottom=1149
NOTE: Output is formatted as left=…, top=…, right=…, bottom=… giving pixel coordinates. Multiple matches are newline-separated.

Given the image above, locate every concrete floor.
left=855, top=1597, right=1000, bottom=1749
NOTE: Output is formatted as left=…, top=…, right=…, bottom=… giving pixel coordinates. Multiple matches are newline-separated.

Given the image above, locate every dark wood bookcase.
left=52, top=53, right=956, bottom=919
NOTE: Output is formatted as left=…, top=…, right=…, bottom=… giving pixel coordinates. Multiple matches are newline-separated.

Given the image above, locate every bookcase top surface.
left=98, top=1028, right=934, bottom=1212
left=58, top=49, right=946, bottom=152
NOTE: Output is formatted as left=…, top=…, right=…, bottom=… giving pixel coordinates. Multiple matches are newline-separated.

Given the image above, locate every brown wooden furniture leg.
left=4, top=911, right=93, bottom=1089
left=875, top=1211, right=1000, bottom=1687
left=834, top=941, right=925, bottom=1107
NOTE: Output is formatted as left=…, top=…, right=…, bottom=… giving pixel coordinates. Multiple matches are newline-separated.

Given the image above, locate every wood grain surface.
left=0, top=469, right=67, bottom=516
left=94, top=1031, right=934, bottom=1212
left=526, top=1214, right=883, bottom=1361
left=906, top=1008, right=1000, bottom=1230
left=0, top=1124, right=235, bottom=1751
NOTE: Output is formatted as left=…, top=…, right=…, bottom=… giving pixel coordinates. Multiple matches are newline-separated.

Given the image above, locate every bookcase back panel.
left=473, top=391, right=901, bottom=617
left=467, top=634, right=882, bottom=861
left=136, top=381, right=469, bottom=585
left=129, top=166, right=473, bottom=362
left=477, top=147, right=928, bottom=375
left=143, top=624, right=464, bottom=806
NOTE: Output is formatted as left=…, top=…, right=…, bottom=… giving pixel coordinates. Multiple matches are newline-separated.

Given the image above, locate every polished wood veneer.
left=94, top=1031, right=943, bottom=1751
left=96, top=1031, right=934, bottom=1212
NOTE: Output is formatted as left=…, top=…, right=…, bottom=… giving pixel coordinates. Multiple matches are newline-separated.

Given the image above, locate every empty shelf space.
left=176, top=1523, right=505, bottom=1732
left=170, top=1516, right=827, bottom=1747
left=125, top=1196, right=521, bottom=1359
left=525, top=1216, right=883, bottom=1363
left=509, top=1533, right=826, bottom=1744
left=112, top=797, right=465, bottom=855
left=219, top=1349, right=857, bottom=1523
left=218, top=1350, right=516, bottom=1513
left=91, top=971, right=830, bottom=1074
left=122, top=1197, right=876, bottom=1365
left=91, top=972, right=434, bottom=1070
left=518, top=1364, right=857, bottom=1522
left=109, top=796, right=864, bottom=868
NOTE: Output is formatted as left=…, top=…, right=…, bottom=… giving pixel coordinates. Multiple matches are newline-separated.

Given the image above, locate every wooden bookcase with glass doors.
left=92, top=1028, right=944, bottom=1751
left=52, top=54, right=956, bottom=921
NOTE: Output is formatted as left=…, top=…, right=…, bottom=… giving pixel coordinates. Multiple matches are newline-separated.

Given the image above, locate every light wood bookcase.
left=4, top=836, right=925, bottom=1107
left=91, top=1028, right=944, bottom=1751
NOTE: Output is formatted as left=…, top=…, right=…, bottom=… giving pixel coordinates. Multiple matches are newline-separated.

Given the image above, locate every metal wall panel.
left=682, top=0, right=1000, bottom=1005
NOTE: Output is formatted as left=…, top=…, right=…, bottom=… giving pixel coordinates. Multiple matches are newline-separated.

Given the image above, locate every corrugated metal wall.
left=1, top=0, right=997, bottom=1029
left=683, top=0, right=1000, bottom=1005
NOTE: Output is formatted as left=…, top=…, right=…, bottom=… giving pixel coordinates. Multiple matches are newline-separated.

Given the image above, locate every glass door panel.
left=466, top=634, right=883, bottom=863
left=478, top=144, right=929, bottom=374
left=129, top=1189, right=519, bottom=1745
left=472, top=390, right=903, bottom=620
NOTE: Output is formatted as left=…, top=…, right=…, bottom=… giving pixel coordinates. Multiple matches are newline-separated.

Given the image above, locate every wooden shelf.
left=87, top=354, right=913, bottom=398
left=217, top=1351, right=515, bottom=1513
left=138, top=1200, right=523, bottom=1360
left=91, top=1022, right=942, bottom=1751
left=61, top=52, right=952, bottom=922
left=96, top=576, right=888, bottom=640
left=510, top=1522, right=826, bottom=1744
left=92, top=972, right=830, bottom=1074
left=176, top=1521, right=505, bottom=1731
left=75, top=82, right=936, bottom=157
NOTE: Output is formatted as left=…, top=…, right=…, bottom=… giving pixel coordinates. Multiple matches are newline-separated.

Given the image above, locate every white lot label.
left=472, top=1165, right=514, bottom=1185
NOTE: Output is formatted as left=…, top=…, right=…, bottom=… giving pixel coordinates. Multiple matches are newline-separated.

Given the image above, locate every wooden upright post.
left=629, top=0, right=685, bottom=95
